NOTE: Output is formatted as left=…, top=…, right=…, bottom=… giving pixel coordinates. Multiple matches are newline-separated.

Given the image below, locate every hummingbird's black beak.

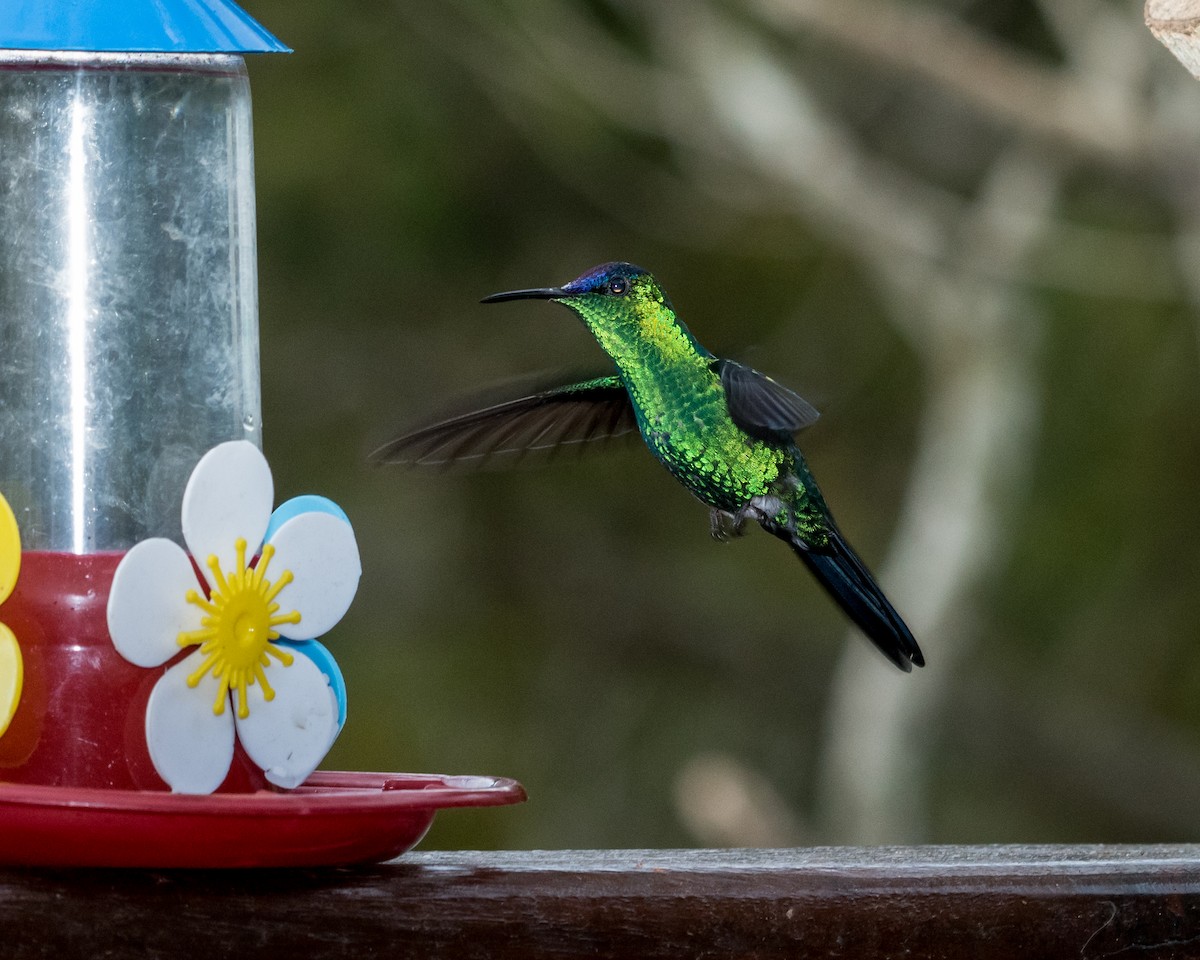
left=480, top=286, right=566, bottom=304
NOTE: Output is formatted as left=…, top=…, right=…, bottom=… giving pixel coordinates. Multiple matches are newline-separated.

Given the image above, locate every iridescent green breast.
left=627, top=362, right=790, bottom=513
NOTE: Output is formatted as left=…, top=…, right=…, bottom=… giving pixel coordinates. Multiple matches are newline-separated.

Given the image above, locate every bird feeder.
left=0, top=0, right=522, bottom=868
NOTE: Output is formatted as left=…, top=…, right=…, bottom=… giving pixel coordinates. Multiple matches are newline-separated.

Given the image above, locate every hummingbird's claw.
left=711, top=495, right=787, bottom=541
left=734, top=495, right=787, bottom=531
left=709, top=508, right=746, bottom=542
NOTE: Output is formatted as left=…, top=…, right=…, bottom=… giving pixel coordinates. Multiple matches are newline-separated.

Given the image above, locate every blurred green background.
left=244, top=0, right=1200, bottom=849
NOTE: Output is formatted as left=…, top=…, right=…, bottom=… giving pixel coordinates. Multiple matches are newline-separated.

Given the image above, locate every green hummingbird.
left=375, top=262, right=923, bottom=671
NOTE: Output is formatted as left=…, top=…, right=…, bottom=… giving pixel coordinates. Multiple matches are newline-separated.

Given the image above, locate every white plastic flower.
left=107, top=441, right=361, bottom=794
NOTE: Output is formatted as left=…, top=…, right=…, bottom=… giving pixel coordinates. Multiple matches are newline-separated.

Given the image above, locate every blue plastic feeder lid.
left=0, top=0, right=289, bottom=54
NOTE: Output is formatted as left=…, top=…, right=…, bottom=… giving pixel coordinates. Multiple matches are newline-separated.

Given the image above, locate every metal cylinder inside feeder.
left=0, top=51, right=262, bottom=553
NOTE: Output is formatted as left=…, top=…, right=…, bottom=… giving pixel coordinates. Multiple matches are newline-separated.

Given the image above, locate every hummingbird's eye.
left=608, top=276, right=629, bottom=296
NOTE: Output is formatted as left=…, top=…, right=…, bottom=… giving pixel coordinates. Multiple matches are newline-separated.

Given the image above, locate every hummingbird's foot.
left=709, top=508, right=745, bottom=542
left=735, top=495, right=786, bottom=530
left=713, top=496, right=787, bottom=541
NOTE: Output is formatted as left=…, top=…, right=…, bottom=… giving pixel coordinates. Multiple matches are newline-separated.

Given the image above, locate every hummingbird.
left=374, top=262, right=923, bottom=671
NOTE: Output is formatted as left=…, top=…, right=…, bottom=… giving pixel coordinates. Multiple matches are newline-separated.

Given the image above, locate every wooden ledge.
left=4, top=845, right=1200, bottom=958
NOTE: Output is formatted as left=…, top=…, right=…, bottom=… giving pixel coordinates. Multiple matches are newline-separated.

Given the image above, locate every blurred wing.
left=371, top=375, right=637, bottom=468
left=716, top=358, right=820, bottom=439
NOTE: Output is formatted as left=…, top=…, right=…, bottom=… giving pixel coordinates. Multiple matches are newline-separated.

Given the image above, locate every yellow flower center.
left=178, top=538, right=301, bottom=719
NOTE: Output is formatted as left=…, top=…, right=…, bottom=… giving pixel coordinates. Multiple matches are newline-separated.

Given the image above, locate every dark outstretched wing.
left=371, top=375, right=637, bottom=468
left=716, top=358, right=820, bottom=440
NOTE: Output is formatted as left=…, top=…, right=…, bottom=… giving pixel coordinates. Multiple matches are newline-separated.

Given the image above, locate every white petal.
left=264, top=495, right=349, bottom=543
left=267, top=511, right=361, bottom=640
left=235, top=652, right=340, bottom=789
left=181, top=441, right=273, bottom=587
left=107, top=538, right=199, bottom=668
left=145, top=652, right=236, bottom=794
left=278, top=639, right=347, bottom=728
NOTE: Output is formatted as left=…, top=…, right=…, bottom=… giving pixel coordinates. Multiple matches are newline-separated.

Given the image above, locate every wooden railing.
left=4, top=845, right=1200, bottom=958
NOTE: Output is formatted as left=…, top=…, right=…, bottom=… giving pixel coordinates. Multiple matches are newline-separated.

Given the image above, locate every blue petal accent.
left=264, top=495, right=351, bottom=544
left=0, top=0, right=290, bottom=54
left=278, top=639, right=347, bottom=729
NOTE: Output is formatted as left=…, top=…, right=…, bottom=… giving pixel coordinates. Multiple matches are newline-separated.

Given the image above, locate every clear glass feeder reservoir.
left=0, top=51, right=261, bottom=553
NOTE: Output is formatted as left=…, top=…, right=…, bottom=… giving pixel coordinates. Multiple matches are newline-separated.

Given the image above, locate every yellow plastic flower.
left=0, top=493, right=23, bottom=738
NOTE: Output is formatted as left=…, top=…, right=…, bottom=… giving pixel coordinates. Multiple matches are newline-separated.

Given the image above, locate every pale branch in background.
left=817, top=143, right=1057, bottom=841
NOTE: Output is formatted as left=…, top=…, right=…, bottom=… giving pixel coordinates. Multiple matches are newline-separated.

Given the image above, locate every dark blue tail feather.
left=789, top=528, right=924, bottom=672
